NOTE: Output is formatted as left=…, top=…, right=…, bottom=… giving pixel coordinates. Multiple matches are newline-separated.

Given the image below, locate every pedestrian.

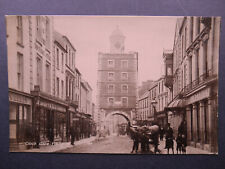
left=178, top=120, right=187, bottom=154
left=130, top=127, right=139, bottom=153
left=176, top=133, right=183, bottom=154
left=181, top=134, right=187, bottom=154
left=165, top=123, right=174, bottom=154
left=178, top=120, right=187, bottom=138
left=70, top=126, right=75, bottom=145
left=152, top=129, right=160, bottom=154
left=49, top=128, right=54, bottom=145
left=34, top=126, right=40, bottom=148
left=159, top=126, right=164, bottom=141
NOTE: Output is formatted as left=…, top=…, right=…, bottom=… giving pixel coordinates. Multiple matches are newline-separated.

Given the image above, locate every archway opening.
left=104, top=111, right=131, bottom=136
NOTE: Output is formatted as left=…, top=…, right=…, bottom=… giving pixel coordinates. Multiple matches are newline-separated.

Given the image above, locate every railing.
left=181, top=69, right=215, bottom=94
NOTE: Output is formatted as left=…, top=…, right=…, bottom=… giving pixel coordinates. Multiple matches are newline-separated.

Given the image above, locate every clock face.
left=114, top=42, right=121, bottom=49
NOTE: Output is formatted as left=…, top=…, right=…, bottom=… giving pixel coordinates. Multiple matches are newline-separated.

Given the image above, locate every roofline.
left=75, top=68, right=82, bottom=75
left=63, top=36, right=76, bottom=52
left=54, top=40, right=67, bottom=53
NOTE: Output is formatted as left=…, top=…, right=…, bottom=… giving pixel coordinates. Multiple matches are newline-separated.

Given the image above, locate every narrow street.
left=57, top=135, right=135, bottom=154
left=56, top=135, right=211, bottom=154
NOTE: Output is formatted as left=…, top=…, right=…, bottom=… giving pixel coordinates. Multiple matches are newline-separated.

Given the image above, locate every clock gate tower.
left=97, top=27, right=138, bottom=131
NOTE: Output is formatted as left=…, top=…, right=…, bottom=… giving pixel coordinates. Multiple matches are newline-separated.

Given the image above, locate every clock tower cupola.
left=110, top=26, right=125, bottom=53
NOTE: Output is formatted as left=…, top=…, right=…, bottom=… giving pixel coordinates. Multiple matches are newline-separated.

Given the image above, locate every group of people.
left=129, top=120, right=187, bottom=154
left=164, top=121, right=187, bottom=154
left=129, top=123, right=160, bottom=154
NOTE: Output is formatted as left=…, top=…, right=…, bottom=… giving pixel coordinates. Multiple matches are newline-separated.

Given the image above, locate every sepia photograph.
left=6, top=15, right=220, bottom=154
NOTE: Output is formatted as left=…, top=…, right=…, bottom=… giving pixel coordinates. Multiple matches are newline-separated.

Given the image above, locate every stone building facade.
left=7, top=16, right=94, bottom=150
left=164, top=17, right=220, bottom=153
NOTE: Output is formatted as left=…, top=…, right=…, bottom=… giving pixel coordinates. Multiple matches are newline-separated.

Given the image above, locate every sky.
left=54, top=16, right=178, bottom=103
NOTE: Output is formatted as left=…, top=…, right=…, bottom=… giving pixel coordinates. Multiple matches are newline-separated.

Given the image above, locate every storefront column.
left=208, top=97, right=218, bottom=152
left=192, top=103, right=197, bottom=147
left=199, top=101, right=205, bottom=148
left=186, top=106, right=192, bottom=145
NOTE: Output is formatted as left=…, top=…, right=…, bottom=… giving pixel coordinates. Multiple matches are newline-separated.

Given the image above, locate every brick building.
left=97, top=27, right=138, bottom=129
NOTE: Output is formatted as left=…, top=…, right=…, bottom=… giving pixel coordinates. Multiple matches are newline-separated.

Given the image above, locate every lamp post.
left=151, top=98, right=158, bottom=124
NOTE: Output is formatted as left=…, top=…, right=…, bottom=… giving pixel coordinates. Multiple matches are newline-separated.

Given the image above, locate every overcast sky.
left=54, top=16, right=179, bottom=103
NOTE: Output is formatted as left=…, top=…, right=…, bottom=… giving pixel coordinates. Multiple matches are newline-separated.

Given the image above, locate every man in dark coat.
left=159, top=126, right=164, bottom=141
left=165, top=123, right=174, bottom=154
left=178, top=120, right=187, bottom=153
left=49, top=128, right=54, bottom=145
left=70, top=126, right=75, bottom=145
left=34, top=126, right=40, bottom=148
left=130, top=128, right=139, bottom=153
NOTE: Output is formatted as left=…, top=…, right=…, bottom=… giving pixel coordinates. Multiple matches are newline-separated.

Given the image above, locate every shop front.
left=185, top=85, right=218, bottom=152
left=68, top=103, right=78, bottom=141
left=31, top=87, right=68, bottom=144
left=165, top=98, right=186, bottom=136
left=9, top=88, right=33, bottom=150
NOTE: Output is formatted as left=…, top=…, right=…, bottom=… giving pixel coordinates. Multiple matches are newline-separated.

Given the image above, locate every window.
left=108, top=60, right=114, bottom=67
left=56, top=77, right=59, bottom=97
left=69, top=49, right=71, bottom=67
left=45, top=17, right=50, bottom=49
left=190, top=17, right=193, bottom=43
left=196, top=48, right=200, bottom=80
left=36, top=16, right=42, bottom=41
left=108, top=97, right=114, bottom=105
left=72, top=81, right=74, bottom=100
left=69, top=80, right=71, bottom=98
left=158, top=83, right=160, bottom=93
left=108, top=72, right=115, bottom=81
left=66, top=76, right=68, bottom=97
left=37, top=56, right=42, bottom=90
left=121, top=72, right=128, bottom=80
left=181, top=35, right=184, bottom=58
left=17, top=16, right=23, bottom=45
left=121, top=84, right=128, bottom=93
left=121, top=60, right=128, bottom=68
left=56, top=48, right=59, bottom=69
left=184, top=65, right=187, bottom=87
left=189, top=56, right=192, bottom=83
left=66, top=45, right=68, bottom=64
left=61, top=52, right=64, bottom=72
left=203, top=40, right=208, bottom=77
left=61, top=80, right=64, bottom=99
left=45, top=63, right=51, bottom=93
left=72, top=52, right=74, bottom=68
left=108, top=84, right=114, bottom=93
left=196, top=17, right=200, bottom=35
left=121, top=97, right=128, bottom=106
left=17, top=53, right=23, bottom=91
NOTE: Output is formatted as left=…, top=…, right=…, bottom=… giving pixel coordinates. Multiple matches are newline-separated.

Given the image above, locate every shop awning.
left=165, top=98, right=185, bottom=111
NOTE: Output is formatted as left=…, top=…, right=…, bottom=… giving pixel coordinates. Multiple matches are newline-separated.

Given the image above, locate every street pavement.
left=57, top=134, right=134, bottom=154
left=20, top=134, right=212, bottom=154
left=157, top=139, right=213, bottom=154
left=21, top=136, right=96, bottom=153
